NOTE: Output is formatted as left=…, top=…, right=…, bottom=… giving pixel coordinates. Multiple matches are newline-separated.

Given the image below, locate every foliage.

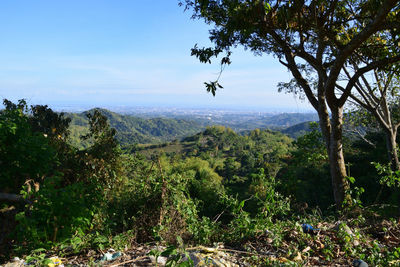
left=14, top=176, right=101, bottom=251
left=280, top=122, right=332, bottom=209
left=0, top=100, right=123, bottom=255
left=343, top=130, right=392, bottom=205
left=0, top=100, right=57, bottom=193
left=374, top=162, right=400, bottom=188
left=249, top=168, right=290, bottom=218
left=29, top=104, right=71, bottom=142
left=341, top=176, right=365, bottom=214
left=282, top=121, right=399, bottom=211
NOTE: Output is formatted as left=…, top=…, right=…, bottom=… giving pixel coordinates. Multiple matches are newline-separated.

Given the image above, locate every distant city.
left=52, top=104, right=315, bottom=116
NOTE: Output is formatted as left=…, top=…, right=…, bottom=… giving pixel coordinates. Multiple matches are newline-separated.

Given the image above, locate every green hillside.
left=138, top=125, right=292, bottom=159
left=136, top=126, right=293, bottom=194
left=67, top=109, right=321, bottom=147
left=281, top=121, right=314, bottom=138
left=67, top=108, right=204, bottom=148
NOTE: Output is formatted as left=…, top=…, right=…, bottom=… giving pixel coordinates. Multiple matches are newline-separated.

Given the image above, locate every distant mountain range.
left=66, top=108, right=318, bottom=147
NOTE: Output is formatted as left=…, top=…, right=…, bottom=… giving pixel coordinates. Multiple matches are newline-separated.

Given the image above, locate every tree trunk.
left=384, top=128, right=400, bottom=216
left=318, top=105, right=350, bottom=208
left=329, top=108, right=350, bottom=207
left=384, top=129, right=400, bottom=171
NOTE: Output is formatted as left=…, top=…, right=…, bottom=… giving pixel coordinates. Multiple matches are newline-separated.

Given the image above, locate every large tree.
left=181, top=0, right=400, bottom=208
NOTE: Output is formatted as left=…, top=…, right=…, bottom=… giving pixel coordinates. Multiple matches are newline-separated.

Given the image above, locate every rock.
left=353, top=259, right=368, bottom=267
left=2, top=260, right=24, bottom=267
left=337, top=222, right=360, bottom=246
left=293, top=252, right=302, bottom=261
left=342, top=224, right=354, bottom=236
left=149, top=255, right=168, bottom=266
left=1, top=257, right=25, bottom=267
left=182, top=246, right=239, bottom=267
left=99, top=251, right=122, bottom=262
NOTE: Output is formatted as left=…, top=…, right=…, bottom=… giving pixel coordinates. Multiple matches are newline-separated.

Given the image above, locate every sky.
left=0, top=0, right=314, bottom=112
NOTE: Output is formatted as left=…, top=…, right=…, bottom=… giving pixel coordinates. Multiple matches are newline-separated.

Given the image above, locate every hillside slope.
left=67, top=108, right=204, bottom=147
left=281, top=121, right=314, bottom=138
left=67, top=109, right=321, bottom=147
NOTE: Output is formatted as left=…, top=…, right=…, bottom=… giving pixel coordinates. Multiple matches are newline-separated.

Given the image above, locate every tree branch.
left=0, top=193, right=26, bottom=203
left=345, top=128, right=377, bottom=148
left=339, top=55, right=400, bottom=106
left=326, top=0, right=399, bottom=108
left=269, top=30, right=319, bottom=110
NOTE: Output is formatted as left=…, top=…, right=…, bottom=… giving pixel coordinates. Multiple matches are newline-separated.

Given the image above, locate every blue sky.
left=0, top=0, right=313, bottom=112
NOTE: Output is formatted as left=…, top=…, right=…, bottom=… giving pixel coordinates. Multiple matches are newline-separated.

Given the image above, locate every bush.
left=14, top=176, right=102, bottom=252
left=0, top=100, right=56, bottom=193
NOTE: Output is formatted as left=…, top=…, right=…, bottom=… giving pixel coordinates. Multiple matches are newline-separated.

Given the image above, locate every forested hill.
left=281, top=121, right=313, bottom=138
left=67, top=109, right=319, bottom=148
left=67, top=108, right=205, bottom=147
left=137, top=125, right=293, bottom=156
left=135, top=125, right=293, bottom=183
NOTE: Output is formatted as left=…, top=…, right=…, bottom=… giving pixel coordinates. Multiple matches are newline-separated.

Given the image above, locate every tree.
left=0, top=100, right=56, bottom=193
left=181, top=0, right=400, bottom=208
left=343, top=69, right=400, bottom=171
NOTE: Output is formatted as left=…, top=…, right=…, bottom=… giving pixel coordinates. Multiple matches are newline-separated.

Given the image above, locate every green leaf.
left=204, top=81, right=223, bottom=96
left=148, top=249, right=161, bottom=257
left=238, top=199, right=245, bottom=210
left=264, top=2, right=271, bottom=13
left=161, top=246, right=178, bottom=257
left=347, top=176, right=355, bottom=184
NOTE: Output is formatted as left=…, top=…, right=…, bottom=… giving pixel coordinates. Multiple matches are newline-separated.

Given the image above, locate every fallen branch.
left=0, top=193, right=25, bottom=203
left=106, top=256, right=148, bottom=267
left=185, top=246, right=274, bottom=257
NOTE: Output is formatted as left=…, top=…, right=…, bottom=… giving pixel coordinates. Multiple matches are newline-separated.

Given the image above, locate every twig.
left=185, top=246, right=273, bottom=257
left=145, top=161, right=155, bottom=183
left=212, top=210, right=225, bottom=223
left=106, top=256, right=148, bottom=267
left=157, top=157, right=167, bottom=226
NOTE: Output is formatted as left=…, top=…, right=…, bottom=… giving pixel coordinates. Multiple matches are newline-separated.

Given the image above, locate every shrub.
left=14, top=176, right=102, bottom=252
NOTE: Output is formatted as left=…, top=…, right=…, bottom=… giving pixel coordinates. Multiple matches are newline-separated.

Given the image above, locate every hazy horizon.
left=18, top=100, right=314, bottom=114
